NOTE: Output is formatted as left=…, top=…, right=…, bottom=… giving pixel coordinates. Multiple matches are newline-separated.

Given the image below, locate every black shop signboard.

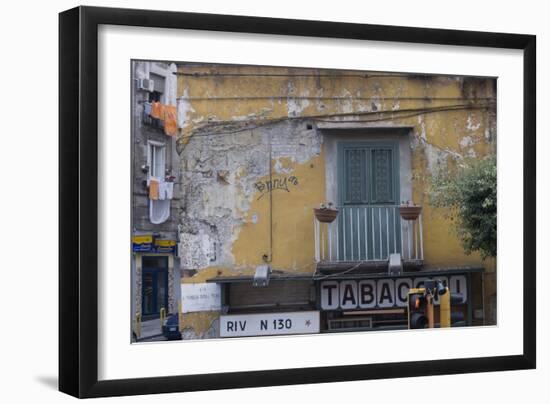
left=318, top=273, right=469, bottom=311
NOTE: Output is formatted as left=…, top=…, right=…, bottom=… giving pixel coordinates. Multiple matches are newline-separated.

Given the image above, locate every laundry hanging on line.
left=163, top=105, right=177, bottom=136
left=149, top=177, right=160, bottom=200
left=150, top=101, right=164, bottom=120
left=143, top=102, right=152, bottom=116
left=147, top=101, right=177, bottom=136
left=158, top=181, right=174, bottom=200
left=150, top=199, right=170, bottom=224
left=149, top=178, right=173, bottom=224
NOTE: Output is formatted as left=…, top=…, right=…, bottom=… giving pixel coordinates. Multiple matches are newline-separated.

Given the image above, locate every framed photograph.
left=59, top=6, right=536, bottom=398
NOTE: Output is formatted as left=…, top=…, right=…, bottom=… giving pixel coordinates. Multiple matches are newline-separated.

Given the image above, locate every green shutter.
left=343, top=148, right=368, bottom=204
left=338, top=142, right=401, bottom=260
left=340, top=144, right=398, bottom=205
left=370, top=148, right=395, bottom=204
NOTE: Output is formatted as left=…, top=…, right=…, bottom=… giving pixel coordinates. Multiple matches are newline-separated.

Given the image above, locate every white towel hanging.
left=150, top=199, right=170, bottom=224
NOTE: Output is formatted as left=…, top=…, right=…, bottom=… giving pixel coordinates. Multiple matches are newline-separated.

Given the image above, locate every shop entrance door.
left=141, top=256, right=168, bottom=316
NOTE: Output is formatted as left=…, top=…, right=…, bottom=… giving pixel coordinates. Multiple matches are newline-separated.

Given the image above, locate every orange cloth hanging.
left=149, top=178, right=160, bottom=200
left=151, top=101, right=164, bottom=119
left=163, top=105, right=177, bottom=136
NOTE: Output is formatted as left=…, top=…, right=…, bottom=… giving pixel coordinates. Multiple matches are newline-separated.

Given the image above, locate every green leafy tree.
left=430, top=155, right=496, bottom=259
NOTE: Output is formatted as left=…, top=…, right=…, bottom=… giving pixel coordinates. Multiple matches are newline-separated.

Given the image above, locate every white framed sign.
left=181, top=283, right=221, bottom=313
left=220, top=311, right=320, bottom=337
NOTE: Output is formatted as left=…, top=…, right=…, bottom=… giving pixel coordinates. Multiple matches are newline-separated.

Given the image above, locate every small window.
left=149, top=73, right=166, bottom=102
left=148, top=90, right=162, bottom=103
left=147, top=141, right=166, bottom=179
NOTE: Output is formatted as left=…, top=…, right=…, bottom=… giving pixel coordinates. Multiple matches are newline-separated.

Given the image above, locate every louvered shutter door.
left=338, top=143, right=401, bottom=261
left=343, top=148, right=368, bottom=205
left=370, top=148, right=395, bottom=204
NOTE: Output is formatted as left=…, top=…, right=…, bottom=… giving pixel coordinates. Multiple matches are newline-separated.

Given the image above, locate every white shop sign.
left=181, top=283, right=221, bottom=313
left=220, top=311, right=320, bottom=337
left=320, top=276, right=467, bottom=310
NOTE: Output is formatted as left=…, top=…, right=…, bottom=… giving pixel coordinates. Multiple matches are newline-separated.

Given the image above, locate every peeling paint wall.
left=178, top=119, right=324, bottom=276
left=174, top=64, right=497, bottom=335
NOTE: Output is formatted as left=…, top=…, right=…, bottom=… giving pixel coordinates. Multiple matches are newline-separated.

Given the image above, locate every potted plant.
left=314, top=202, right=339, bottom=223
left=399, top=201, right=422, bottom=220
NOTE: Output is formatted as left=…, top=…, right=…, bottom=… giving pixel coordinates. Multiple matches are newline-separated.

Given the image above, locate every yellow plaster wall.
left=231, top=153, right=325, bottom=274
left=176, top=64, right=496, bottom=278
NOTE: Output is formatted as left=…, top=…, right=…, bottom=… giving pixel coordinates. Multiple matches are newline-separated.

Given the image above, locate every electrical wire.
left=178, top=96, right=496, bottom=101
left=176, top=103, right=494, bottom=141
left=175, top=72, right=415, bottom=79
left=312, top=261, right=367, bottom=280
left=315, top=105, right=491, bottom=123
left=187, top=103, right=493, bottom=128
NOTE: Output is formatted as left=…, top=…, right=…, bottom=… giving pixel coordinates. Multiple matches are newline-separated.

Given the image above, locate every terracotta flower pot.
left=314, top=208, right=339, bottom=223
left=399, top=205, right=422, bottom=221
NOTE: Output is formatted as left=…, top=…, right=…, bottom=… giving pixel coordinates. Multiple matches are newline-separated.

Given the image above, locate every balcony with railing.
left=314, top=205, right=423, bottom=270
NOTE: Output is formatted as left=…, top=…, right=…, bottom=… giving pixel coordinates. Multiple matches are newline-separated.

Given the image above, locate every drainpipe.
left=264, top=132, right=273, bottom=263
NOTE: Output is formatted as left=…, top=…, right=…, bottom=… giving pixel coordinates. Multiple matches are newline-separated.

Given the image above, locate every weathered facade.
left=154, top=63, right=496, bottom=339
left=131, top=61, right=181, bottom=326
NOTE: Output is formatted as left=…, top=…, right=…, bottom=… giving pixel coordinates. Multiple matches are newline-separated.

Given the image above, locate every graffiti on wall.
left=254, top=176, right=299, bottom=200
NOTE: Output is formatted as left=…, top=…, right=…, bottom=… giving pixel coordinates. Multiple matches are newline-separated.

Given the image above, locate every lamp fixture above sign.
left=253, top=264, right=271, bottom=287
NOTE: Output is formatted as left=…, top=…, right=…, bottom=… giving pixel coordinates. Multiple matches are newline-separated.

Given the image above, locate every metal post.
left=135, top=313, right=141, bottom=338
left=321, top=223, right=325, bottom=261
left=314, top=217, right=319, bottom=262
left=343, top=208, right=347, bottom=260
left=407, top=220, right=412, bottom=261
left=440, top=287, right=451, bottom=328
left=378, top=208, right=382, bottom=260
left=328, top=221, right=333, bottom=261
left=400, top=217, right=404, bottom=259
left=160, top=307, right=166, bottom=327
left=178, top=300, right=182, bottom=332
left=426, top=294, right=434, bottom=329
left=356, top=208, right=360, bottom=260
left=393, top=207, right=397, bottom=254
left=364, top=207, right=368, bottom=260
left=385, top=208, right=390, bottom=259
left=349, top=208, right=355, bottom=261
left=419, top=214, right=424, bottom=260
left=336, top=215, right=339, bottom=261
left=371, top=207, right=375, bottom=260
left=414, top=220, right=418, bottom=260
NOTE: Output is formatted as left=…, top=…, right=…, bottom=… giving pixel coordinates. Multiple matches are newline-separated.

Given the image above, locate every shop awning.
left=205, top=266, right=483, bottom=283
left=312, top=266, right=484, bottom=281
left=206, top=272, right=314, bottom=284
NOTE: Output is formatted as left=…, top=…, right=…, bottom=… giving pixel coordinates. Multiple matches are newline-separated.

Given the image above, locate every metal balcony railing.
left=314, top=205, right=423, bottom=263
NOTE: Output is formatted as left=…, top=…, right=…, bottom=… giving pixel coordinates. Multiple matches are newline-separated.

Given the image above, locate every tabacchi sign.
left=320, top=276, right=467, bottom=310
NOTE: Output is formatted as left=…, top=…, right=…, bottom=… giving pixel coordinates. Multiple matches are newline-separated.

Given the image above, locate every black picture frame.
left=59, top=6, right=536, bottom=398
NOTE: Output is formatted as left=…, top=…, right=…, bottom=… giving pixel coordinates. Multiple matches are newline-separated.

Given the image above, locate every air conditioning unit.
left=137, top=78, right=154, bottom=92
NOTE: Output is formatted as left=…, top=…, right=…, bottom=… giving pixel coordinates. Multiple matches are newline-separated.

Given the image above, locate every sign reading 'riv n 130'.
left=320, top=276, right=467, bottom=310
left=220, top=311, right=320, bottom=337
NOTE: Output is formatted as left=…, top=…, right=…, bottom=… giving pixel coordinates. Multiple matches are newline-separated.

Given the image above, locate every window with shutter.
left=340, top=143, right=398, bottom=205
left=337, top=141, right=400, bottom=260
